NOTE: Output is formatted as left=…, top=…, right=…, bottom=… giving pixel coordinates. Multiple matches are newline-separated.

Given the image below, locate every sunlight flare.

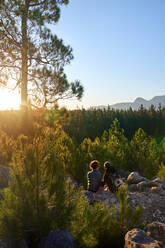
left=0, top=89, right=20, bottom=110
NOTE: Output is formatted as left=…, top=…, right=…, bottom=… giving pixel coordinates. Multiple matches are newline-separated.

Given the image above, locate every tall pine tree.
left=0, top=0, right=83, bottom=108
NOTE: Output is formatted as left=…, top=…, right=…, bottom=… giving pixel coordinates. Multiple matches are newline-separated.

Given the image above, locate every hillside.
left=92, top=95, right=165, bottom=110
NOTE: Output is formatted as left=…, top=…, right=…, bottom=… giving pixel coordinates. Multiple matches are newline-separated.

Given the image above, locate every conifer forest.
left=0, top=0, right=165, bottom=247
left=0, top=107, right=164, bottom=247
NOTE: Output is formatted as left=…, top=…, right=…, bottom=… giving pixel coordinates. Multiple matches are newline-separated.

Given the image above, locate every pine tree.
left=70, top=187, right=143, bottom=248
left=0, top=0, right=83, bottom=108
left=107, top=118, right=129, bottom=170
left=0, top=123, right=82, bottom=246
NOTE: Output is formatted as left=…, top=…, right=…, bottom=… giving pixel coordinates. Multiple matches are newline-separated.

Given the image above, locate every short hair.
left=89, top=160, right=99, bottom=169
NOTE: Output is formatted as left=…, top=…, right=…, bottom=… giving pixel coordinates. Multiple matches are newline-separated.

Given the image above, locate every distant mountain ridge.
left=92, top=95, right=165, bottom=110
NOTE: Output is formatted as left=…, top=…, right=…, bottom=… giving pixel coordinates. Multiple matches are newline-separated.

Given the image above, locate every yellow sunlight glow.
left=0, top=89, right=20, bottom=110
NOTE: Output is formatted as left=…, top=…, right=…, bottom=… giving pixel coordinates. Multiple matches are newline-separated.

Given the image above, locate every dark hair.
left=89, top=160, right=99, bottom=169
left=104, top=161, right=111, bottom=169
left=104, top=161, right=116, bottom=174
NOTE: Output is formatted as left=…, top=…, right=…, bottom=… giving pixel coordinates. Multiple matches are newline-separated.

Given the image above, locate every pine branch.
left=29, top=1, right=45, bottom=7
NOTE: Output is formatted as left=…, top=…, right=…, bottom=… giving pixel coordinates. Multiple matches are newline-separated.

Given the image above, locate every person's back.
left=87, top=169, right=102, bottom=192
left=87, top=160, right=102, bottom=193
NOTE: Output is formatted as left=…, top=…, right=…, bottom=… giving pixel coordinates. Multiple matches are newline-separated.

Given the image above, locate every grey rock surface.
left=127, top=172, right=148, bottom=184
left=124, top=229, right=163, bottom=248
left=144, top=222, right=165, bottom=245
left=38, top=230, right=77, bottom=248
left=127, top=192, right=165, bottom=224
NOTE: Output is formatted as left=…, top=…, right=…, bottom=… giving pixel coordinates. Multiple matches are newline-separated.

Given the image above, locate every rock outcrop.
left=144, top=222, right=165, bottom=246
left=38, top=230, right=78, bottom=248
left=125, top=222, right=165, bottom=248
left=85, top=172, right=165, bottom=224
left=127, top=172, right=165, bottom=224
left=124, top=228, right=163, bottom=248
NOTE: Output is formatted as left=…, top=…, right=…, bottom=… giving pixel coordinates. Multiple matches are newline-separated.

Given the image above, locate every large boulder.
left=128, top=181, right=159, bottom=193
left=144, top=222, right=165, bottom=245
left=38, top=230, right=77, bottom=248
left=127, top=191, right=165, bottom=224
left=126, top=173, right=165, bottom=224
left=124, top=229, right=163, bottom=248
left=127, top=174, right=165, bottom=196
left=84, top=190, right=120, bottom=213
left=127, top=172, right=147, bottom=184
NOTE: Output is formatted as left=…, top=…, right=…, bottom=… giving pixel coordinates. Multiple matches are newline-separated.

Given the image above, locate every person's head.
left=104, top=161, right=116, bottom=174
left=89, top=160, right=99, bottom=170
left=104, top=161, right=111, bottom=169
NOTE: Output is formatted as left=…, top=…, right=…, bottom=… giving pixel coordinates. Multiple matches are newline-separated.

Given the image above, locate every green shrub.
left=70, top=188, right=143, bottom=248
left=158, top=163, right=165, bottom=179
left=0, top=124, right=83, bottom=247
left=0, top=129, right=15, bottom=165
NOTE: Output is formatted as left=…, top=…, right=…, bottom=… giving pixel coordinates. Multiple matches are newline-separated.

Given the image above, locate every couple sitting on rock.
left=87, top=160, right=121, bottom=193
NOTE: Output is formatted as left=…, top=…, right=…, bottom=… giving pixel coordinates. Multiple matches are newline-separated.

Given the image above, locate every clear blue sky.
left=52, top=0, right=165, bottom=109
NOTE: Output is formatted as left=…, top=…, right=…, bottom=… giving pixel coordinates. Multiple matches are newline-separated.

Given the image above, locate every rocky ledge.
left=85, top=171, right=165, bottom=224
left=84, top=172, right=165, bottom=248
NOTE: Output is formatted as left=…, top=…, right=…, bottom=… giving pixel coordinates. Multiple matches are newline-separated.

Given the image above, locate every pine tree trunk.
left=21, top=1, right=28, bottom=108
left=35, top=140, right=40, bottom=219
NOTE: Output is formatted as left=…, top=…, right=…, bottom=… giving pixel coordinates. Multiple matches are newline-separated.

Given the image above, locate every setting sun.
left=0, top=89, right=20, bottom=110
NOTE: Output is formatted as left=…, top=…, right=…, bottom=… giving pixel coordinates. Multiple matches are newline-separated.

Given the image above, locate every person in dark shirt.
left=102, top=161, right=119, bottom=192
left=87, top=160, right=102, bottom=193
